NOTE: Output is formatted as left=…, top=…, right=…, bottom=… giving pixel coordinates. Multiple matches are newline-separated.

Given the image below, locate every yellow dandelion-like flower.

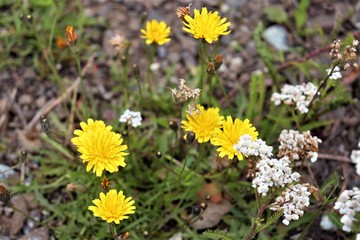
left=181, top=105, right=224, bottom=143
left=140, top=19, right=171, bottom=45
left=211, top=116, right=258, bottom=160
left=182, top=7, right=231, bottom=44
left=71, top=119, right=128, bottom=177
left=88, top=189, right=135, bottom=224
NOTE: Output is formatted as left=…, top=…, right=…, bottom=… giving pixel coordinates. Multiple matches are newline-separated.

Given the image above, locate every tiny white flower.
left=271, top=83, right=318, bottom=114
left=326, top=66, right=342, bottom=80
left=334, top=187, right=360, bottom=232
left=119, top=109, right=142, bottom=128
left=270, top=184, right=311, bottom=225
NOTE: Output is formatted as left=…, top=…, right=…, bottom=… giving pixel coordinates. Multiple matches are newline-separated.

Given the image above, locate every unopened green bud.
left=40, top=116, right=51, bottom=137
left=185, top=132, right=195, bottom=143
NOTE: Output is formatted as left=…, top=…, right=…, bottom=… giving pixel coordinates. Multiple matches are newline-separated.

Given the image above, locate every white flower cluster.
left=119, top=109, right=142, bottom=128
left=252, top=157, right=301, bottom=196
left=270, top=183, right=311, bottom=225
left=233, top=134, right=273, bottom=160
left=278, top=129, right=322, bottom=162
left=326, top=66, right=342, bottom=80
left=334, top=187, right=360, bottom=232
left=350, top=141, right=360, bottom=176
left=271, top=82, right=318, bottom=113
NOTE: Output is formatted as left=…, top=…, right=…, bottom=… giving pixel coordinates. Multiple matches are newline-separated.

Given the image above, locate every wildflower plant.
left=3, top=2, right=360, bottom=240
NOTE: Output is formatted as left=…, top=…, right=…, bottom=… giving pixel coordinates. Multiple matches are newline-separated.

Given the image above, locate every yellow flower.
left=71, top=119, right=128, bottom=177
left=88, top=189, right=135, bottom=224
left=183, top=7, right=231, bottom=44
left=181, top=105, right=224, bottom=143
left=140, top=19, right=171, bottom=45
left=211, top=116, right=258, bottom=160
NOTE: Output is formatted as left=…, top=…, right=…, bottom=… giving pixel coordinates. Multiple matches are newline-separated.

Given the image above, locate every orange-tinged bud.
left=56, top=36, right=68, bottom=48
left=66, top=26, right=77, bottom=43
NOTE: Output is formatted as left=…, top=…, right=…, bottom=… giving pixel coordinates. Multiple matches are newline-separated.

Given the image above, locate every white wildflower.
left=233, top=134, right=273, bottom=160
left=326, top=66, right=342, bottom=80
left=278, top=129, right=322, bottom=162
left=270, top=183, right=311, bottom=225
left=270, top=83, right=318, bottom=113
left=252, top=157, right=301, bottom=196
left=350, top=142, right=360, bottom=176
left=119, top=109, right=142, bottom=128
left=333, top=187, right=360, bottom=232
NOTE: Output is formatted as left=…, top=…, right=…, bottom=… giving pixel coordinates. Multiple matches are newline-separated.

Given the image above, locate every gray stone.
left=262, top=25, right=289, bottom=51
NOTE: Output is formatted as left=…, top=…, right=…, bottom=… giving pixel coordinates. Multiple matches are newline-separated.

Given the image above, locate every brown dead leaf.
left=191, top=200, right=231, bottom=230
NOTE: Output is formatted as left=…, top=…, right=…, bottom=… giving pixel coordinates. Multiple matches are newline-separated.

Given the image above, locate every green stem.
left=301, top=63, right=339, bottom=123
left=198, top=41, right=208, bottom=98
left=214, top=72, right=231, bottom=106
left=146, top=44, right=156, bottom=94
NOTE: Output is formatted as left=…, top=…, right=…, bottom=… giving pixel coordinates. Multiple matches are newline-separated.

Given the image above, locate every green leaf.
left=294, top=0, right=310, bottom=31
left=300, top=119, right=334, bottom=131
left=246, top=72, right=265, bottom=122
left=264, top=7, right=288, bottom=23
left=31, top=0, right=54, bottom=7
left=202, top=229, right=236, bottom=240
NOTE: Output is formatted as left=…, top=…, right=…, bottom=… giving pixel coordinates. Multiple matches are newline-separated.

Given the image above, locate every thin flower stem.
left=74, top=53, right=89, bottom=119
left=308, top=64, right=337, bottom=107
left=246, top=190, right=277, bottom=240
left=133, top=64, right=143, bottom=105
left=121, top=57, right=129, bottom=104
left=199, top=41, right=208, bottom=97
left=214, top=72, right=231, bottom=106
left=146, top=44, right=156, bottom=94
left=290, top=108, right=301, bottom=130
left=178, top=145, right=190, bottom=183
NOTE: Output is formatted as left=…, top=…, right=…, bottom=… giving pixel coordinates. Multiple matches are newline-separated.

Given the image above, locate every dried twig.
left=317, top=153, right=353, bottom=163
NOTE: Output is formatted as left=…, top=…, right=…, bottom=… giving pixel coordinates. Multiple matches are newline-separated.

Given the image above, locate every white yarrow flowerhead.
left=271, top=82, right=318, bottom=114
left=326, top=66, right=342, bottom=80
left=233, top=134, right=273, bottom=160
left=278, top=129, right=321, bottom=162
left=350, top=142, right=360, bottom=176
left=119, top=109, right=142, bottom=128
left=333, top=187, right=360, bottom=232
left=252, top=157, right=301, bottom=196
left=270, top=183, right=311, bottom=225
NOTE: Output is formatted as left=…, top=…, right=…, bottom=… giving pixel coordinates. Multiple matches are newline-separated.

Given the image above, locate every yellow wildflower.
left=88, top=190, right=135, bottom=224
left=182, top=7, right=231, bottom=44
left=140, top=19, right=171, bottom=45
left=71, top=119, right=128, bottom=177
left=181, top=105, right=224, bottom=143
left=211, top=116, right=258, bottom=160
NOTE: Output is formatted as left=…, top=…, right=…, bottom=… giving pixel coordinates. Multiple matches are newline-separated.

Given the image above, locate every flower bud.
left=185, top=132, right=195, bottom=143
left=40, top=116, right=51, bottom=137
left=101, top=177, right=111, bottom=190
left=192, top=205, right=201, bottom=216
left=200, top=202, right=207, bottom=209
left=214, top=54, right=223, bottom=70
left=155, top=151, right=162, bottom=159
left=169, top=120, right=178, bottom=131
